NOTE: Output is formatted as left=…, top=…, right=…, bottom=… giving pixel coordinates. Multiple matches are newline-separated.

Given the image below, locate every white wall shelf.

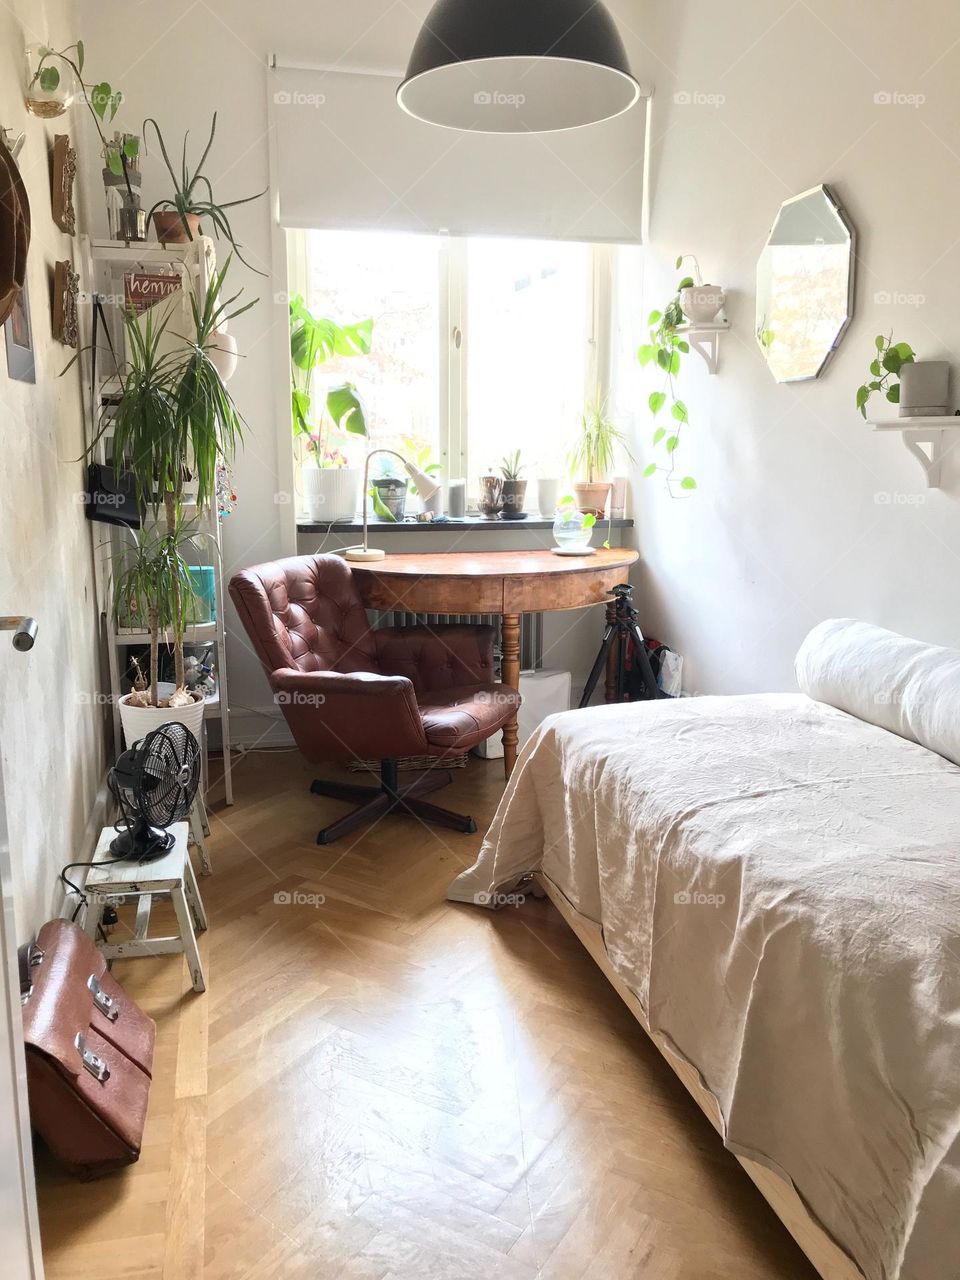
left=869, top=416, right=960, bottom=488
left=676, top=319, right=730, bottom=375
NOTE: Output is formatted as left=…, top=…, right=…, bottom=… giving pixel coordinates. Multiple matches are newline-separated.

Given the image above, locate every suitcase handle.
left=74, top=1033, right=111, bottom=1083
left=87, top=974, right=119, bottom=1022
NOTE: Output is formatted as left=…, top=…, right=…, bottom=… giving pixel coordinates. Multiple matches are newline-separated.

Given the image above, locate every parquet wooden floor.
left=36, top=751, right=816, bottom=1280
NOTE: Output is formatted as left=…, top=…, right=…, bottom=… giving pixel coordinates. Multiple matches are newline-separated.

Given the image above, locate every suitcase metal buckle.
left=87, top=974, right=119, bottom=1022
left=74, top=1033, right=111, bottom=1083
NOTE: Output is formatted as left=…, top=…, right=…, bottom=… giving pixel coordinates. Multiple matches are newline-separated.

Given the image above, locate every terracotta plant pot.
left=573, top=481, right=611, bottom=518
left=153, top=210, right=201, bottom=244
left=500, top=478, right=527, bottom=519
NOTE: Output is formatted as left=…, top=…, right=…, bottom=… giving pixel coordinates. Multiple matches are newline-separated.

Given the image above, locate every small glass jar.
left=552, top=504, right=593, bottom=551
left=24, top=46, right=75, bottom=118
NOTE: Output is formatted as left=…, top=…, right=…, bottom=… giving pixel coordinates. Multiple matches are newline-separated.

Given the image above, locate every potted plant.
left=675, top=253, right=725, bottom=324
left=568, top=401, right=633, bottom=517
left=638, top=270, right=698, bottom=493
left=81, top=257, right=255, bottom=744
left=499, top=450, right=527, bottom=519
left=855, top=334, right=920, bottom=418
left=24, top=42, right=144, bottom=239
left=289, top=296, right=373, bottom=521
left=143, top=114, right=266, bottom=271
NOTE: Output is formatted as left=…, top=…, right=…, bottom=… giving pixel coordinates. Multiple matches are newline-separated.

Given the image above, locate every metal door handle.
left=0, top=616, right=38, bottom=651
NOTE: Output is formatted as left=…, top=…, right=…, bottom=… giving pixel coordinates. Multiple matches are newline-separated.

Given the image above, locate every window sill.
left=296, top=515, right=635, bottom=533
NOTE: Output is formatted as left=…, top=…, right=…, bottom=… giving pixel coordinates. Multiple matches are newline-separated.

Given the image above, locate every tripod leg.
left=579, top=624, right=618, bottom=708
left=628, top=620, right=664, bottom=699
left=616, top=629, right=628, bottom=703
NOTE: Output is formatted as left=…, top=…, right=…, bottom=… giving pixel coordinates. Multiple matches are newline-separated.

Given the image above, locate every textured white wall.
left=0, top=0, right=108, bottom=939
left=621, top=0, right=960, bottom=693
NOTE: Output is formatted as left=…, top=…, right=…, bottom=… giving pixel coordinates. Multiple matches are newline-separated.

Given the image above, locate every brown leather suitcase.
left=21, top=919, right=156, bottom=1179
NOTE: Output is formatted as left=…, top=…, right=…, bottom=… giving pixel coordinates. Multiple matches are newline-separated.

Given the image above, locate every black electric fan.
left=107, top=721, right=201, bottom=861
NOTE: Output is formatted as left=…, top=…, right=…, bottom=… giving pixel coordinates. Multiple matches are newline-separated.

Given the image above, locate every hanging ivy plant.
left=638, top=260, right=698, bottom=493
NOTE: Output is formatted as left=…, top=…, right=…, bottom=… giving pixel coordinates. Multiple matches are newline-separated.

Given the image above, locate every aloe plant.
left=500, top=450, right=524, bottom=480
left=143, top=114, right=267, bottom=273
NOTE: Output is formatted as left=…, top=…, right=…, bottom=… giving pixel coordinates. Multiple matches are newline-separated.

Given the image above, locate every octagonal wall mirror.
left=756, top=184, right=855, bottom=383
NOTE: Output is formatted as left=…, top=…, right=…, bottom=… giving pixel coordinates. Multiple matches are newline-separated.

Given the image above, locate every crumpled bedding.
left=448, top=693, right=960, bottom=1280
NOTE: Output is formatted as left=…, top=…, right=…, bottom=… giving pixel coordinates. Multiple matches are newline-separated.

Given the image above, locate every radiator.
left=374, top=610, right=543, bottom=671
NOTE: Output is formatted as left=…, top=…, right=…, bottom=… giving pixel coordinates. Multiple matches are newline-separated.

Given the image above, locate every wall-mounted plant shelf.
left=870, top=416, right=960, bottom=488
left=676, top=319, right=730, bottom=375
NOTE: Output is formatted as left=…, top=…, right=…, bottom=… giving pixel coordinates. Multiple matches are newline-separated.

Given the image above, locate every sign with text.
left=124, top=271, right=182, bottom=314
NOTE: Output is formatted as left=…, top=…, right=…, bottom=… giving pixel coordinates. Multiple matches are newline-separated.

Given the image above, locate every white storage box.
left=474, top=669, right=572, bottom=759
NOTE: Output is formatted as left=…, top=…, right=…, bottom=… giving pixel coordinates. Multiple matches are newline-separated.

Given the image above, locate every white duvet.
left=449, top=693, right=960, bottom=1280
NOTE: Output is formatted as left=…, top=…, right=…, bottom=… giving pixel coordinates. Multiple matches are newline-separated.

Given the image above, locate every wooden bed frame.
left=535, top=872, right=864, bottom=1280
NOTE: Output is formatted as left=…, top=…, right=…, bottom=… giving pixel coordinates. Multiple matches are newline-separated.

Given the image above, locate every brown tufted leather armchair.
left=229, top=553, right=521, bottom=844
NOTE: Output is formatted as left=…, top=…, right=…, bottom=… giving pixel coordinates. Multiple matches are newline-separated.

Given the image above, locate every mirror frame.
left=756, top=183, right=856, bottom=383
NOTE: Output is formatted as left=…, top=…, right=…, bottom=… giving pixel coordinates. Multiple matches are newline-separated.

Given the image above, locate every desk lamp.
left=344, top=449, right=440, bottom=562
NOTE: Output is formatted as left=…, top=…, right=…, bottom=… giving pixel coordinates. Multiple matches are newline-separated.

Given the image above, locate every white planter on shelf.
left=118, top=689, right=205, bottom=750
left=209, top=329, right=238, bottom=382
left=303, top=466, right=361, bottom=522
left=680, top=284, right=726, bottom=324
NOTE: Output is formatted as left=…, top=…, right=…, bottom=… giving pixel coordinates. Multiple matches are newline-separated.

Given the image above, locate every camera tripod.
left=579, top=584, right=667, bottom=708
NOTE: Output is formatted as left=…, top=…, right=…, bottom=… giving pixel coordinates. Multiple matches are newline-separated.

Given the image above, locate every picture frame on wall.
left=4, top=279, right=36, bottom=383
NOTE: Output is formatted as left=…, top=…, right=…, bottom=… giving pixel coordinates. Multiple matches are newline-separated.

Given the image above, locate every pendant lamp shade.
left=397, top=0, right=640, bottom=133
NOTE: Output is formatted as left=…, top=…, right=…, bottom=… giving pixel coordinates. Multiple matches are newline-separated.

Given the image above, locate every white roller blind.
left=270, top=62, right=646, bottom=243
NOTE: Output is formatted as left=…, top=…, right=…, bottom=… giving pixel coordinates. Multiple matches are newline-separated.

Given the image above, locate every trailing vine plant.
left=638, top=258, right=697, bottom=493
left=856, top=334, right=915, bottom=418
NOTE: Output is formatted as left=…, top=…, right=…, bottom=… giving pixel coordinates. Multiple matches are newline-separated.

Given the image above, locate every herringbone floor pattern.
left=37, top=752, right=815, bottom=1279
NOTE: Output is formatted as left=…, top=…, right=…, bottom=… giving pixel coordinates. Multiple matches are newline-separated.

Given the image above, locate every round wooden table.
left=351, top=547, right=639, bottom=777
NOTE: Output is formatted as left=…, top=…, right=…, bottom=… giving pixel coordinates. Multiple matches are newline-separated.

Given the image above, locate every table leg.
left=501, top=613, right=521, bottom=780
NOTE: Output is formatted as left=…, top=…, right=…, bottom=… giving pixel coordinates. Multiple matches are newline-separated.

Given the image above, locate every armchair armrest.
left=269, top=668, right=429, bottom=763
left=373, top=624, right=497, bottom=695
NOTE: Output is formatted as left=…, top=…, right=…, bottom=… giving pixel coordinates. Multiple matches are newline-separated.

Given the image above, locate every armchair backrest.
left=229, top=554, right=379, bottom=678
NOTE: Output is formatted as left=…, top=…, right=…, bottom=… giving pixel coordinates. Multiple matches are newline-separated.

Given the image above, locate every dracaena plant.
left=28, top=42, right=139, bottom=197
left=76, top=257, right=255, bottom=704
left=289, top=296, right=373, bottom=468
left=856, top=334, right=916, bottom=418
left=638, top=259, right=698, bottom=494
left=143, top=113, right=267, bottom=274
left=568, top=400, right=633, bottom=482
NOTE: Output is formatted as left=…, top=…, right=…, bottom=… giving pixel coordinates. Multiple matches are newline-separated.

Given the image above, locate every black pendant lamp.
left=397, top=0, right=640, bottom=133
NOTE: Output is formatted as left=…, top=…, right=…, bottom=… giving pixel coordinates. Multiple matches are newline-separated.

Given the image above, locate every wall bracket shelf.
left=676, top=319, right=730, bottom=376
left=869, top=417, right=960, bottom=488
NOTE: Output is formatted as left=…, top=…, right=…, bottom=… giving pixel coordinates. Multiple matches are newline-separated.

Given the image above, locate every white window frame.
left=292, top=231, right=615, bottom=508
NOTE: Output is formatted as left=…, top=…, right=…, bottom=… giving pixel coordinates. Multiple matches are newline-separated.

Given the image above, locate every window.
left=292, top=229, right=606, bottom=509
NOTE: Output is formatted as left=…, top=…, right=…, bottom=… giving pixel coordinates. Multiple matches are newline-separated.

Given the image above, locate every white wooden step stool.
left=84, top=821, right=208, bottom=993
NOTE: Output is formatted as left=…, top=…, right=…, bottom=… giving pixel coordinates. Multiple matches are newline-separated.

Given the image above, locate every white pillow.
left=795, top=618, right=960, bottom=766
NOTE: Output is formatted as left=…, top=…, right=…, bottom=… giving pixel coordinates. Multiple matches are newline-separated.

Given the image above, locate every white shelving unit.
left=78, top=235, right=234, bottom=805
left=676, top=318, right=730, bottom=375
left=868, top=416, right=960, bottom=488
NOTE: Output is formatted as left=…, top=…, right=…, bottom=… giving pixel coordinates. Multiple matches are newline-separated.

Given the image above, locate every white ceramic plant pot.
left=536, top=478, right=560, bottom=515
left=209, top=329, right=238, bottom=382
left=118, top=690, right=205, bottom=750
left=680, top=285, right=726, bottom=324
left=898, top=361, right=950, bottom=418
left=303, top=466, right=361, bottom=522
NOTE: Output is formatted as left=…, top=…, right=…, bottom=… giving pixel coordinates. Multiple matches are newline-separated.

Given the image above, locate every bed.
left=448, top=620, right=960, bottom=1280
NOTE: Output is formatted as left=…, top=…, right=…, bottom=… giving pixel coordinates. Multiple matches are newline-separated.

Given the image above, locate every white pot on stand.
left=118, top=689, right=205, bottom=749
left=303, top=466, right=361, bottom=522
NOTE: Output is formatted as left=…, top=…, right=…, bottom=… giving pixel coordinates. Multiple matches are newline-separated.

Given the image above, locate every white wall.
left=0, top=0, right=108, bottom=939
left=623, top=0, right=960, bottom=693
left=78, top=0, right=651, bottom=739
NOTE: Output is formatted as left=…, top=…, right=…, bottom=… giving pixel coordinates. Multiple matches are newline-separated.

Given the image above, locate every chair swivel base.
left=309, top=759, right=478, bottom=845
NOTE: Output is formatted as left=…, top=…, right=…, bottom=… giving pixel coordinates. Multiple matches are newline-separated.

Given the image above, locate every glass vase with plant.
left=25, top=41, right=143, bottom=236
left=289, top=295, right=373, bottom=521
left=143, top=114, right=267, bottom=270
left=568, top=399, right=633, bottom=517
